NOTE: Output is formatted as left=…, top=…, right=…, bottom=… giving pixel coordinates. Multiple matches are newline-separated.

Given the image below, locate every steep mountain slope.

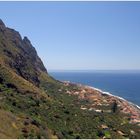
left=0, top=19, right=140, bottom=139
left=0, top=19, right=52, bottom=87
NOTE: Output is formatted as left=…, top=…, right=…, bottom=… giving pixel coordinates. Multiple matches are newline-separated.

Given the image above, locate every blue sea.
left=49, top=70, right=140, bottom=106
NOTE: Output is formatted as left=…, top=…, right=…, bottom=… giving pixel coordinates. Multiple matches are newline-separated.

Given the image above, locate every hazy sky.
left=0, top=2, right=140, bottom=70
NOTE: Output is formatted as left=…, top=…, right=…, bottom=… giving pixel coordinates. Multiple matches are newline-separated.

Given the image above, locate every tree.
left=111, top=101, right=118, bottom=113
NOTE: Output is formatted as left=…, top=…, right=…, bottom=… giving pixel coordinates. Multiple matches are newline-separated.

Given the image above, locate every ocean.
left=49, top=70, right=140, bottom=106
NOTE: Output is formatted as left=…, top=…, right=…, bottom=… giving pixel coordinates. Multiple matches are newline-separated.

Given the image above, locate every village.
left=63, top=81, right=140, bottom=126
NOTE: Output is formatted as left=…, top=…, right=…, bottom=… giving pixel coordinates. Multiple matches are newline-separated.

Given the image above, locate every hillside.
left=0, top=19, right=140, bottom=139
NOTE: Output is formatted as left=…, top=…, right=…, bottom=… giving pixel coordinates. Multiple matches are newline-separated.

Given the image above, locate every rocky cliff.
left=0, top=19, right=48, bottom=87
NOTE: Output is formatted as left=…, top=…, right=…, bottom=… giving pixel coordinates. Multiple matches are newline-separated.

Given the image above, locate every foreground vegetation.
left=0, top=65, right=139, bottom=138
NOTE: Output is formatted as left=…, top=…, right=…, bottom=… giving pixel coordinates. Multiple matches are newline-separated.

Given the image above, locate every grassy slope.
left=0, top=110, right=22, bottom=138
left=0, top=65, right=139, bottom=138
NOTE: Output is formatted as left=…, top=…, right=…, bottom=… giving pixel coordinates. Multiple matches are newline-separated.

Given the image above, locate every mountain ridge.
left=0, top=20, right=48, bottom=87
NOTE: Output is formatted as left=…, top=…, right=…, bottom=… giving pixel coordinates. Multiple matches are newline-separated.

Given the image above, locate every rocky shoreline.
left=63, top=81, right=140, bottom=125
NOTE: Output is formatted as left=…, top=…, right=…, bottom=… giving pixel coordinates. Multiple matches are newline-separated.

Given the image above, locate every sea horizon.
left=49, top=69, right=140, bottom=73
left=49, top=70, right=140, bottom=106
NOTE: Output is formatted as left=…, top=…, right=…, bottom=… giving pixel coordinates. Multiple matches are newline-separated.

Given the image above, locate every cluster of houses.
left=63, top=81, right=140, bottom=125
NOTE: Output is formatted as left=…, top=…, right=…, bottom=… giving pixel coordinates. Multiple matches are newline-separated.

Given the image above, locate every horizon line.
left=48, top=69, right=140, bottom=72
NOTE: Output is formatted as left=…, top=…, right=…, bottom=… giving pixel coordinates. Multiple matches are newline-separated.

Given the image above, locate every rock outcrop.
left=0, top=20, right=47, bottom=86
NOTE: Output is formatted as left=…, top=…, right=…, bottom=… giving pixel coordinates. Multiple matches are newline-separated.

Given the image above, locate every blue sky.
left=0, top=2, right=140, bottom=71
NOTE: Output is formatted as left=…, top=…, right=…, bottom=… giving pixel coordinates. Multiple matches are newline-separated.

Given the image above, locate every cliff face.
left=0, top=19, right=140, bottom=139
left=0, top=19, right=47, bottom=86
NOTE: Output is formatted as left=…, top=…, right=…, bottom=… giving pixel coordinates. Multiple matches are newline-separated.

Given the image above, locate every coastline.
left=63, top=80, right=140, bottom=125
left=63, top=80, right=140, bottom=110
left=50, top=71, right=140, bottom=108
left=87, top=86, right=140, bottom=110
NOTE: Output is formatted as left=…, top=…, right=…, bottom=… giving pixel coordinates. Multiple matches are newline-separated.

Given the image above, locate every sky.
left=0, top=1, right=140, bottom=71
